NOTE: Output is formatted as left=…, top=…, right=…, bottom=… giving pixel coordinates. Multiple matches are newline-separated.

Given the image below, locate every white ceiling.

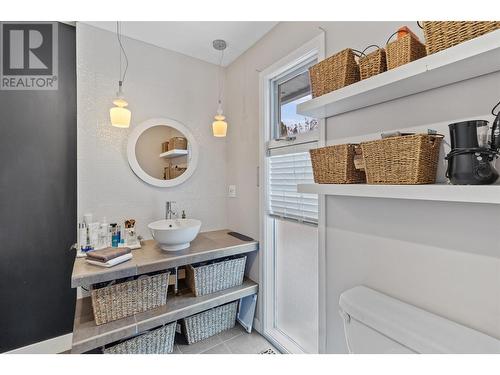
left=82, top=21, right=278, bottom=66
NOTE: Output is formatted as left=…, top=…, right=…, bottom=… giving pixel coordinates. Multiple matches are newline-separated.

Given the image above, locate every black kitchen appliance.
left=446, top=101, right=500, bottom=185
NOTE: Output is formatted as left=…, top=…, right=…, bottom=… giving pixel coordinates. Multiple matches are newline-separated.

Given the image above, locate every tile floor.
left=173, top=323, right=279, bottom=354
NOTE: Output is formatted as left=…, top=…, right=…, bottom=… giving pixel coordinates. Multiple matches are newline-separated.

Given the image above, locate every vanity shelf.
left=71, top=230, right=258, bottom=288
left=159, top=149, right=189, bottom=159
left=297, top=30, right=500, bottom=119
left=70, top=229, right=259, bottom=353
left=71, top=278, right=258, bottom=353
left=298, top=183, right=500, bottom=204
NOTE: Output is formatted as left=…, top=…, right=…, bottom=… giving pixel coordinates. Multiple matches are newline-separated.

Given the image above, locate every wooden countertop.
left=71, top=229, right=258, bottom=288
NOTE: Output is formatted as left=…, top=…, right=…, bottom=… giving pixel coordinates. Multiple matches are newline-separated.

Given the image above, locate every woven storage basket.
left=422, top=21, right=500, bottom=55
left=182, top=301, right=238, bottom=345
left=187, top=256, right=246, bottom=297
left=386, top=33, right=426, bottom=70
left=168, top=137, right=187, bottom=151
left=361, top=134, right=443, bottom=185
left=309, top=144, right=366, bottom=184
left=359, top=46, right=387, bottom=80
left=91, top=271, right=169, bottom=325
left=170, top=165, right=187, bottom=179
left=104, top=321, right=176, bottom=354
left=309, top=48, right=360, bottom=98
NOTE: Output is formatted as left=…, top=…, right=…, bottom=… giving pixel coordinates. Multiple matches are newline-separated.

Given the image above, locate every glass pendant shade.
left=110, top=98, right=131, bottom=128
left=212, top=114, right=227, bottom=137
left=212, top=40, right=228, bottom=137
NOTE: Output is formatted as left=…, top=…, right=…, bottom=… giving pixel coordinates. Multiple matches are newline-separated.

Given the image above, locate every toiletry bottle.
left=85, top=223, right=91, bottom=251
left=119, top=222, right=125, bottom=245
left=107, top=223, right=113, bottom=247
left=79, top=223, right=83, bottom=250
left=181, top=210, right=186, bottom=219
left=100, top=217, right=109, bottom=248
left=110, top=223, right=119, bottom=247
left=78, top=223, right=84, bottom=251
left=117, top=223, right=121, bottom=244
left=89, top=222, right=99, bottom=249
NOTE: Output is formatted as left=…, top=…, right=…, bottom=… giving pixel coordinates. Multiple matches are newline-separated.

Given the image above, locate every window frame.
left=265, top=48, right=321, bottom=152
left=270, top=57, right=318, bottom=141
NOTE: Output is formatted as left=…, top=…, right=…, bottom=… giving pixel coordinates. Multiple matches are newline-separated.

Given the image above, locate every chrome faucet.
left=165, top=201, right=177, bottom=220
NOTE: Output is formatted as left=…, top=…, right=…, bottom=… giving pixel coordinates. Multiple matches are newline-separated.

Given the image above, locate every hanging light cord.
left=116, top=21, right=129, bottom=85
left=217, top=48, right=224, bottom=106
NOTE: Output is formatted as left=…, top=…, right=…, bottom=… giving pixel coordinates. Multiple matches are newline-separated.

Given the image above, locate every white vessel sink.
left=148, top=219, right=201, bottom=251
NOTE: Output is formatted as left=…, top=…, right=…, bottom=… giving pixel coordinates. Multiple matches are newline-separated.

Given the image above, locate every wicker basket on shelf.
left=103, top=321, right=176, bottom=354
left=421, top=21, right=500, bottom=55
left=386, top=32, right=426, bottom=70
left=309, top=48, right=360, bottom=98
left=361, top=134, right=443, bottom=185
left=91, top=271, right=169, bottom=325
left=359, top=45, right=387, bottom=80
left=186, top=256, right=246, bottom=297
left=309, top=144, right=366, bottom=184
left=182, top=301, right=238, bottom=345
left=168, top=137, right=187, bottom=150
left=170, top=165, right=187, bottom=179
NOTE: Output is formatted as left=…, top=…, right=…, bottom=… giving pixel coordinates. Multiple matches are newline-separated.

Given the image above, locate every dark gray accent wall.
left=0, top=22, right=76, bottom=352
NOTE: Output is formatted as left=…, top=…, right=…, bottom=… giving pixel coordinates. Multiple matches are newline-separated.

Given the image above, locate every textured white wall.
left=225, top=21, right=500, bottom=353
left=225, top=21, right=412, bottom=285
left=77, top=23, right=227, bottom=238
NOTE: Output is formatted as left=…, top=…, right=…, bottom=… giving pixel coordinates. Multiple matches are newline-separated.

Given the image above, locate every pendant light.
left=212, top=39, right=228, bottom=137
left=110, top=21, right=131, bottom=128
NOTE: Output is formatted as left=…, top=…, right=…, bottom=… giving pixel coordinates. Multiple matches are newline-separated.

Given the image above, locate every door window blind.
left=268, top=151, right=318, bottom=224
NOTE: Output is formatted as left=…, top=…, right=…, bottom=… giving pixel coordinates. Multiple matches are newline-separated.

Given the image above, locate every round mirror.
left=127, top=118, right=199, bottom=187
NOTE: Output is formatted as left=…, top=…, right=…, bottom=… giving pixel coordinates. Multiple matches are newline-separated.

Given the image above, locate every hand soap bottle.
left=110, top=223, right=119, bottom=247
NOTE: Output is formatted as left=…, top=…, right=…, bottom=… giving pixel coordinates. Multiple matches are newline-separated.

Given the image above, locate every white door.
left=259, top=35, right=324, bottom=353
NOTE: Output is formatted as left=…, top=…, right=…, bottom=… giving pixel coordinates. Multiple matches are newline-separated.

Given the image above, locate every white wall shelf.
left=297, top=30, right=500, bottom=119
left=159, top=149, right=189, bottom=159
left=298, top=183, right=500, bottom=205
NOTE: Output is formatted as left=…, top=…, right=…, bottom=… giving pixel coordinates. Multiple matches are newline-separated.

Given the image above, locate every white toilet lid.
left=339, top=286, right=500, bottom=354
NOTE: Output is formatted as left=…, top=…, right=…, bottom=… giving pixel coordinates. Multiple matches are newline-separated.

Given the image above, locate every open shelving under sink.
left=159, top=149, right=189, bottom=159
left=298, top=183, right=500, bottom=205
left=72, top=279, right=258, bottom=354
left=70, top=230, right=259, bottom=353
left=297, top=30, right=500, bottom=119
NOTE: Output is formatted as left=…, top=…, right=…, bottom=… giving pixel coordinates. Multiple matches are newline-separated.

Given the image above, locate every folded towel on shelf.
left=86, top=253, right=132, bottom=268
left=86, top=246, right=131, bottom=263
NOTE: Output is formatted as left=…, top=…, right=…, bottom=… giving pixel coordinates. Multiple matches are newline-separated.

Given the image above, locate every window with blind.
left=268, top=151, right=318, bottom=224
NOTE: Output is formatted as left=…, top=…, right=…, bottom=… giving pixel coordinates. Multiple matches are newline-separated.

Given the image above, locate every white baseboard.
left=5, top=333, right=72, bottom=354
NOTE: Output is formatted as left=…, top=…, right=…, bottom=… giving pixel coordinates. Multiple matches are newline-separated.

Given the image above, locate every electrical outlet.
left=228, top=184, right=237, bottom=198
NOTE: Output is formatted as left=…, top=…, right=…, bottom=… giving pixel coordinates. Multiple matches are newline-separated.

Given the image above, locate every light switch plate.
left=228, top=184, right=237, bottom=197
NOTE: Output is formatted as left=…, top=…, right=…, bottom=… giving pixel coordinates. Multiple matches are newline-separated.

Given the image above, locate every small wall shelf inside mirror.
left=159, top=149, right=189, bottom=159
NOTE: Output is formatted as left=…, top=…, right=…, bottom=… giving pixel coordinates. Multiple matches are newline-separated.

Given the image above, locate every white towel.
left=85, top=253, right=132, bottom=268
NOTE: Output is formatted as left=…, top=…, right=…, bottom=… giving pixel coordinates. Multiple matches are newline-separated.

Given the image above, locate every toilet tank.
left=339, top=286, right=500, bottom=354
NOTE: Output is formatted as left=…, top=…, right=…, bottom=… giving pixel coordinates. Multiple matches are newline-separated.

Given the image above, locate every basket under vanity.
left=70, top=229, right=259, bottom=354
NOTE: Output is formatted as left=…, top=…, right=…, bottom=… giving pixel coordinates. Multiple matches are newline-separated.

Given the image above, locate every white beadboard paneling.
left=77, top=23, right=227, bottom=238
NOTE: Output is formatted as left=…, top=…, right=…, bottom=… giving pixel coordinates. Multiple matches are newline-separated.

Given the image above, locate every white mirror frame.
left=127, top=117, right=199, bottom=187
